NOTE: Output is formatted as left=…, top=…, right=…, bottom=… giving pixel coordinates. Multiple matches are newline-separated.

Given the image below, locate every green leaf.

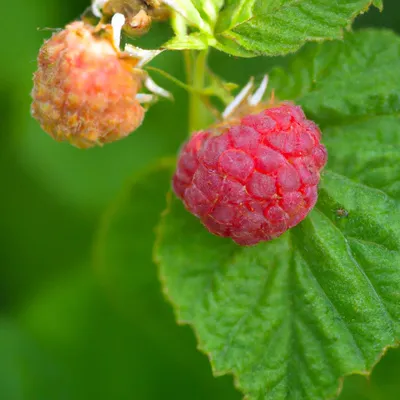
left=270, top=29, right=400, bottom=195
left=163, top=32, right=210, bottom=50
left=155, top=30, right=400, bottom=400
left=156, top=178, right=400, bottom=400
left=270, top=30, right=400, bottom=124
left=213, top=0, right=382, bottom=56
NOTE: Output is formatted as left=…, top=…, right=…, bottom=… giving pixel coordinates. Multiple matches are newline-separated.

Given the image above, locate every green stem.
left=183, top=50, right=192, bottom=86
left=146, top=66, right=195, bottom=93
left=187, top=50, right=212, bottom=133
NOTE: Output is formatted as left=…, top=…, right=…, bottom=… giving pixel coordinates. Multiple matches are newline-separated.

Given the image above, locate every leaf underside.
left=155, top=30, right=400, bottom=400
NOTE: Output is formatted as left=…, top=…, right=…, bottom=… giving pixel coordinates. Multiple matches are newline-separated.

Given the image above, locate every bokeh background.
left=0, top=1, right=399, bottom=399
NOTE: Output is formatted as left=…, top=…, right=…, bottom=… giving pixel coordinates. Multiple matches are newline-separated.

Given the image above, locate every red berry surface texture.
left=31, top=21, right=144, bottom=149
left=173, top=103, right=328, bottom=246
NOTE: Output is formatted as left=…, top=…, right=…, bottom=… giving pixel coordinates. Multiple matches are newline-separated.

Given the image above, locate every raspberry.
left=31, top=21, right=144, bottom=149
left=173, top=103, right=328, bottom=246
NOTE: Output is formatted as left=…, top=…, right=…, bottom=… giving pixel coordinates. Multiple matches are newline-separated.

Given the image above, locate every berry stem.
left=187, top=50, right=213, bottom=133
left=170, top=10, right=193, bottom=97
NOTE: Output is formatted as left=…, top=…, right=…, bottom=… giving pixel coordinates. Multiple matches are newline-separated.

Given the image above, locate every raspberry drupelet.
left=31, top=20, right=145, bottom=149
left=173, top=103, right=327, bottom=246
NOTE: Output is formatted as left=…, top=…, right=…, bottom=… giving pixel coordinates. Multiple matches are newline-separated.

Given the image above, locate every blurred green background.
left=0, top=1, right=399, bottom=399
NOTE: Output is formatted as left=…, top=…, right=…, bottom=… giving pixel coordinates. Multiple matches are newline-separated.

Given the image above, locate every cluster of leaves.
left=165, top=0, right=383, bottom=55
left=3, top=1, right=399, bottom=400
left=113, top=1, right=400, bottom=400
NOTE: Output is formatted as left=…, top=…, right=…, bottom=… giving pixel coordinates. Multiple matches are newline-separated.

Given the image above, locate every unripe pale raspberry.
left=31, top=21, right=144, bottom=149
left=173, top=103, right=328, bottom=246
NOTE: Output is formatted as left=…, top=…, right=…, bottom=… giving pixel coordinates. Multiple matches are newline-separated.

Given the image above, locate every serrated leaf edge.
left=214, top=0, right=383, bottom=58
left=154, top=186, right=400, bottom=400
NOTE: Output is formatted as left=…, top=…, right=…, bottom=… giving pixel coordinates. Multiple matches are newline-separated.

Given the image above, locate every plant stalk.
left=187, top=50, right=212, bottom=133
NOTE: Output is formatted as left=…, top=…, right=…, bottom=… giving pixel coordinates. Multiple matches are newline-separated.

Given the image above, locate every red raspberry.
left=31, top=21, right=144, bottom=149
left=173, top=103, right=327, bottom=246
